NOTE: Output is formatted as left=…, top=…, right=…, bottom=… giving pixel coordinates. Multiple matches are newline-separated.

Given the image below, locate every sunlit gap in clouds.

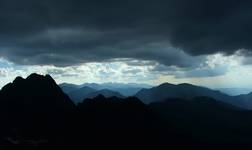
left=0, top=52, right=251, bottom=89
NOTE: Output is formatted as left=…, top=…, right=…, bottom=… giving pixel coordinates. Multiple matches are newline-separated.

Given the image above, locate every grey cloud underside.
left=151, top=64, right=229, bottom=78
left=0, top=0, right=251, bottom=66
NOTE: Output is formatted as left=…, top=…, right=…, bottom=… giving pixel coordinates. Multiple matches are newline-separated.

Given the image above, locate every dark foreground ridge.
left=0, top=74, right=252, bottom=149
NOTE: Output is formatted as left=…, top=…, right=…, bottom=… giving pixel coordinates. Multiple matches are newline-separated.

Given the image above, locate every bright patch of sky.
left=0, top=52, right=251, bottom=89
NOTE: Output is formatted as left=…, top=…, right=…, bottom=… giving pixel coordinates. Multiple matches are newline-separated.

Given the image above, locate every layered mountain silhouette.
left=59, top=83, right=81, bottom=94
left=216, top=87, right=252, bottom=96
left=136, top=83, right=230, bottom=103
left=60, top=82, right=150, bottom=97
left=2, top=73, right=252, bottom=149
left=135, top=82, right=252, bottom=109
left=234, top=92, right=252, bottom=109
left=83, top=89, right=125, bottom=99
left=61, top=81, right=252, bottom=109
left=60, top=82, right=142, bottom=103
left=67, top=87, right=124, bottom=103
left=68, top=86, right=96, bottom=102
left=0, top=75, right=162, bottom=149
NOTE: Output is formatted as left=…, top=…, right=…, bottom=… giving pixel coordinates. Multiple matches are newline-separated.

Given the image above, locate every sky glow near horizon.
left=0, top=51, right=251, bottom=89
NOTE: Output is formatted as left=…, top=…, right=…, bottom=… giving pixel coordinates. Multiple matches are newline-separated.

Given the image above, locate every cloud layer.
left=0, top=0, right=252, bottom=67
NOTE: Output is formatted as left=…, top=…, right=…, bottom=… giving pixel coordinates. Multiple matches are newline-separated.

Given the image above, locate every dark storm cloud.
left=0, top=0, right=252, bottom=66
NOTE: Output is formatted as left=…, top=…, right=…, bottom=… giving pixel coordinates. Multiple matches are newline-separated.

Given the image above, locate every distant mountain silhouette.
left=69, top=88, right=124, bottom=103
left=234, top=92, right=252, bottom=109
left=64, top=83, right=137, bottom=103
left=136, top=83, right=252, bottom=109
left=61, top=82, right=151, bottom=97
left=84, top=89, right=125, bottom=99
left=80, top=83, right=102, bottom=90
left=135, top=83, right=231, bottom=103
left=110, top=87, right=143, bottom=96
left=82, top=82, right=152, bottom=96
left=59, top=83, right=81, bottom=94
left=68, top=86, right=96, bottom=102
left=216, top=87, right=252, bottom=96
left=2, top=74, right=252, bottom=149
left=62, top=81, right=252, bottom=109
left=81, top=82, right=152, bottom=90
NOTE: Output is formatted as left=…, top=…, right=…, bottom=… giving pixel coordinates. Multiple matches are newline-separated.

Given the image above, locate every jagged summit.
left=11, top=74, right=55, bottom=86
left=25, top=73, right=55, bottom=84
left=0, top=73, right=75, bottom=112
left=26, top=73, right=44, bottom=79
left=13, top=76, right=25, bottom=83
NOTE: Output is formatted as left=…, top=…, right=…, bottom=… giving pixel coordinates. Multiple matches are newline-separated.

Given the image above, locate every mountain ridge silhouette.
left=1, top=73, right=252, bottom=149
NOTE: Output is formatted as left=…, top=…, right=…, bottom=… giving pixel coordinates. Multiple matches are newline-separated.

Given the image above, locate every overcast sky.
left=1, top=0, right=252, bottom=88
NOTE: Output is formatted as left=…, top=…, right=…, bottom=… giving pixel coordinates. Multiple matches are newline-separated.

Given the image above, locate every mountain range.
left=59, top=82, right=150, bottom=103
left=216, top=88, right=252, bottom=96
left=136, top=83, right=228, bottom=103
left=60, top=81, right=252, bottom=110
left=135, top=83, right=252, bottom=109
left=68, top=86, right=124, bottom=103
left=1, top=73, right=252, bottom=148
left=68, top=86, right=96, bottom=102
